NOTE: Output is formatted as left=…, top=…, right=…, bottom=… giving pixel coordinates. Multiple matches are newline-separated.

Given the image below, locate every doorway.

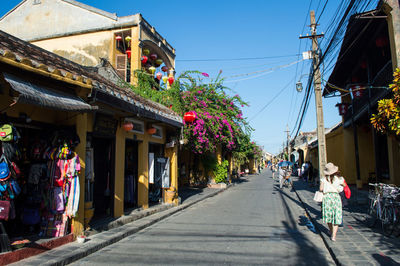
left=92, top=137, right=115, bottom=219
left=149, top=143, right=164, bottom=204
left=124, top=140, right=138, bottom=210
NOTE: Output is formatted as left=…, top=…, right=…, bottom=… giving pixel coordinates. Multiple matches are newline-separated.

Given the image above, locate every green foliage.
left=371, top=68, right=400, bottom=135
left=200, top=154, right=218, bottom=175
left=213, top=160, right=229, bottom=184
left=125, top=69, right=262, bottom=164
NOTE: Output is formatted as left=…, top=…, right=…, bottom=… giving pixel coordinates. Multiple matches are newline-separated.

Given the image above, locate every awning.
left=3, top=73, right=97, bottom=112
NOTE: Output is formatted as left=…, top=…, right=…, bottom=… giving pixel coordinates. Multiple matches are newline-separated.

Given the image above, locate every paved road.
left=72, top=170, right=334, bottom=265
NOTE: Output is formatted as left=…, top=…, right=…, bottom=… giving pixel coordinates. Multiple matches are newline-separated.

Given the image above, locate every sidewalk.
left=293, top=177, right=400, bottom=266
left=8, top=182, right=238, bottom=266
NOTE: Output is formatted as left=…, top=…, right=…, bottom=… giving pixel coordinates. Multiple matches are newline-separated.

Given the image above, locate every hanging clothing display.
left=0, top=123, right=82, bottom=250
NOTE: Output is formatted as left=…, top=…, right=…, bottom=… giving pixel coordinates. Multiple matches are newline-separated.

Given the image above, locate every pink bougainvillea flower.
left=201, top=72, right=209, bottom=77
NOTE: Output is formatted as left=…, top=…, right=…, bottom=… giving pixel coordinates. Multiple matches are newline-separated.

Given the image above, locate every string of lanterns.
left=115, top=34, right=175, bottom=87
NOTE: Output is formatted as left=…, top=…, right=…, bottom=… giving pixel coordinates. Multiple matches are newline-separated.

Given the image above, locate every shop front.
left=0, top=71, right=94, bottom=257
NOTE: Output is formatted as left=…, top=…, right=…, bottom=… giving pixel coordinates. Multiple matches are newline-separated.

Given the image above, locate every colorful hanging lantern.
left=126, top=49, right=131, bottom=59
left=149, top=54, right=158, bottom=61
left=161, top=66, right=168, bottom=72
left=147, top=127, right=157, bottom=135
left=162, top=76, right=168, bottom=83
left=155, top=59, right=163, bottom=66
left=143, top=49, right=150, bottom=55
left=125, top=36, right=132, bottom=43
left=335, top=103, right=349, bottom=116
left=351, top=86, right=364, bottom=99
left=122, top=122, right=134, bottom=131
left=183, top=111, right=197, bottom=123
left=149, top=66, right=156, bottom=75
left=115, top=36, right=122, bottom=41
left=141, top=56, right=148, bottom=64
left=168, top=76, right=174, bottom=85
left=156, top=72, right=163, bottom=80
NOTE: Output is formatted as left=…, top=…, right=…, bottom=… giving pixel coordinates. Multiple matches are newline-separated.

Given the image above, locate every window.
left=116, top=54, right=127, bottom=81
left=151, top=125, right=163, bottom=139
left=125, top=118, right=144, bottom=134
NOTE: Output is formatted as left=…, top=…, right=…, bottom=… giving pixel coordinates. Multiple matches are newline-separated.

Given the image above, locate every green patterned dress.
left=322, top=192, right=342, bottom=225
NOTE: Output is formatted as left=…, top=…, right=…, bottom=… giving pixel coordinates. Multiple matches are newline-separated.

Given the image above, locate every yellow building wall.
left=326, top=127, right=345, bottom=176
left=358, top=127, right=375, bottom=185
left=32, top=30, right=114, bottom=67
left=388, top=135, right=400, bottom=185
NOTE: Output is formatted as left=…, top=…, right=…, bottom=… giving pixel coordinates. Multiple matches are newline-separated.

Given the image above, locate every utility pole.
left=300, top=10, right=327, bottom=180
left=285, top=125, right=290, bottom=162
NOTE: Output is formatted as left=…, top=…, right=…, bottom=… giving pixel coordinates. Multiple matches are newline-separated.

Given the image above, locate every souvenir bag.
left=343, top=180, right=351, bottom=199
left=313, top=191, right=324, bottom=202
left=9, top=180, right=21, bottom=196
left=0, top=155, right=10, bottom=182
left=53, top=187, right=64, bottom=212
left=0, top=201, right=10, bottom=220
left=10, top=162, right=21, bottom=178
left=0, top=124, right=13, bottom=142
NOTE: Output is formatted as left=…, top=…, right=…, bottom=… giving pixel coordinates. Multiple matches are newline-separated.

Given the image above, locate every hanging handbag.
left=343, top=180, right=351, bottom=199
left=0, top=124, right=13, bottom=142
left=0, top=201, right=10, bottom=220
left=313, top=191, right=324, bottom=202
left=0, top=155, right=10, bottom=182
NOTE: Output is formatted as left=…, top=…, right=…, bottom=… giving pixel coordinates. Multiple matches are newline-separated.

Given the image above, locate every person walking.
left=271, top=164, right=276, bottom=179
left=319, top=162, right=345, bottom=242
left=279, top=166, right=286, bottom=189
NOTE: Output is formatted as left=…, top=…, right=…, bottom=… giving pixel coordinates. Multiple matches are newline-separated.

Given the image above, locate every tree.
left=371, top=68, right=400, bottom=135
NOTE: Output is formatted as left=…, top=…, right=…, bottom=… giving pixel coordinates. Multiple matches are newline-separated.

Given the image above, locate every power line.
left=176, top=54, right=300, bottom=62
left=249, top=77, right=296, bottom=122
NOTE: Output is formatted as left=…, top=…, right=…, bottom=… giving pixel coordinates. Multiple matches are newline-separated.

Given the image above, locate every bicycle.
left=365, top=183, right=400, bottom=236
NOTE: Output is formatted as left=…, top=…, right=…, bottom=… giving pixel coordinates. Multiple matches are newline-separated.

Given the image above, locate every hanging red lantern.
left=156, top=72, right=162, bottom=80
left=150, top=54, right=158, bottom=61
left=335, top=103, right=349, bottom=116
left=122, top=122, right=134, bottom=131
left=116, top=36, right=122, bottom=41
left=351, top=86, right=364, bottom=99
left=141, top=56, right=148, bottom=64
left=126, top=49, right=131, bottom=59
left=183, top=111, right=197, bottom=123
left=168, top=76, right=174, bottom=85
left=147, top=127, right=157, bottom=135
left=161, top=66, right=168, bottom=72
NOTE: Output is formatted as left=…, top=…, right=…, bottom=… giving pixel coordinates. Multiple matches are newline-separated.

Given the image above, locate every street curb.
left=292, top=184, right=340, bottom=266
left=12, top=183, right=235, bottom=266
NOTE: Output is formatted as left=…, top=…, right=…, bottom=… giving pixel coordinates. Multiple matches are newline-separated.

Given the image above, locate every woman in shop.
left=319, top=162, right=345, bottom=242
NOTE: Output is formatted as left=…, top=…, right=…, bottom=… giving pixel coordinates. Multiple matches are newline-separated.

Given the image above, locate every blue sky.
left=0, top=1, right=363, bottom=154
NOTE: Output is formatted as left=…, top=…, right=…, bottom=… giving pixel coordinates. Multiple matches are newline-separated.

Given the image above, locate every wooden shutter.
left=116, top=54, right=127, bottom=81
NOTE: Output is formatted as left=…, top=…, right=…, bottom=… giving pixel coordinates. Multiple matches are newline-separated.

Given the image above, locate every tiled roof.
left=0, top=30, right=182, bottom=127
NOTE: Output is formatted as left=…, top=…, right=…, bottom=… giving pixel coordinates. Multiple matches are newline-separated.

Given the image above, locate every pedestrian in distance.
left=279, top=166, right=287, bottom=189
left=319, top=162, right=345, bottom=242
left=271, top=164, right=276, bottom=179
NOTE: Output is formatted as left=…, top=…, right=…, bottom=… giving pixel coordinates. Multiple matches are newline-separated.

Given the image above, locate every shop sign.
left=93, top=115, right=118, bottom=137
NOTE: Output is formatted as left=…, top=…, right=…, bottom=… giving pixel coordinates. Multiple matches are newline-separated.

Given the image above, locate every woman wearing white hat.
left=319, top=162, right=345, bottom=241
